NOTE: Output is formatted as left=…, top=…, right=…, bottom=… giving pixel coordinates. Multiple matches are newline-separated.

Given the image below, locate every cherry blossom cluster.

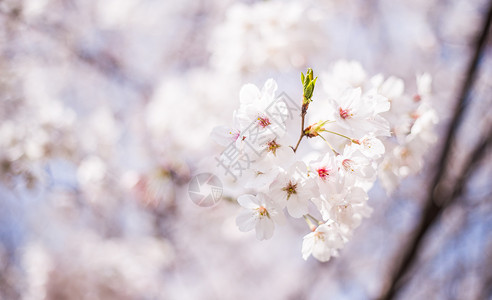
left=318, top=61, right=438, bottom=194
left=212, top=61, right=438, bottom=262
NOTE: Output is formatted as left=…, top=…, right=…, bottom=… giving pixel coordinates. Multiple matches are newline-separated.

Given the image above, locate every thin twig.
left=292, top=105, right=308, bottom=153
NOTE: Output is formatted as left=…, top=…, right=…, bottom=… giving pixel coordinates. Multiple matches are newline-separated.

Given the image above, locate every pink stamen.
left=317, top=167, right=330, bottom=180
left=342, top=159, right=354, bottom=172
left=339, top=107, right=352, bottom=119
left=257, top=116, right=271, bottom=128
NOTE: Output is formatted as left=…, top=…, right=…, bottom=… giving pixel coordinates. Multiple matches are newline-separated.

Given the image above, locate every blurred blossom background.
left=0, top=0, right=491, bottom=299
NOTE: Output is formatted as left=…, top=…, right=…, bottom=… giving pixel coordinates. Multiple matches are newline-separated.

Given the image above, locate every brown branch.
left=292, top=103, right=309, bottom=153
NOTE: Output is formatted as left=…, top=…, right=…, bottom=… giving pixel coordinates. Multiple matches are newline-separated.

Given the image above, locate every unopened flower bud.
left=301, top=68, right=317, bottom=105
left=304, top=120, right=329, bottom=138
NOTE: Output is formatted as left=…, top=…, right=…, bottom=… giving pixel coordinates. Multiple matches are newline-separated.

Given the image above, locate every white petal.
left=239, top=84, right=261, bottom=106
left=236, top=211, right=256, bottom=232
left=237, top=194, right=258, bottom=209
left=365, top=137, right=385, bottom=156
left=261, top=78, right=278, bottom=102
left=312, top=241, right=334, bottom=262
left=345, top=187, right=368, bottom=204
left=256, top=217, right=274, bottom=240
left=286, top=195, right=308, bottom=218
left=302, top=233, right=315, bottom=260
left=269, top=207, right=286, bottom=225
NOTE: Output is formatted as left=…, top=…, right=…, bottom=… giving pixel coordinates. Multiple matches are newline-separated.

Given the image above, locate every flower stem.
left=306, top=213, right=322, bottom=225
left=318, top=134, right=340, bottom=155
left=292, top=103, right=308, bottom=153
left=303, top=215, right=316, bottom=231
left=324, top=130, right=356, bottom=142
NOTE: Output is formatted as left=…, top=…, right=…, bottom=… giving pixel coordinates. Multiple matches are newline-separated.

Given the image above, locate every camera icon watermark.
left=188, top=173, right=223, bottom=207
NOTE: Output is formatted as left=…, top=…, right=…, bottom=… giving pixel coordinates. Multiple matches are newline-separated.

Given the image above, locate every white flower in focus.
left=337, top=145, right=375, bottom=182
left=269, top=162, right=318, bottom=218
left=353, top=135, right=385, bottom=159
left=312, top=179, right=371, bottom=227
left=328, top=87, right=390, bottom=137
left=210, top=62, right=440, bottom=261
left=309, top=153, right=339, bottom=194
left=240, top=160, right=280, bottom=193
left=236, top=193, right=285, bottom=240
left=234, top=79, right=288, bottom=155
left=328, top=186, right=372, bottom=238
left=302, top=221, right=344, bottom=262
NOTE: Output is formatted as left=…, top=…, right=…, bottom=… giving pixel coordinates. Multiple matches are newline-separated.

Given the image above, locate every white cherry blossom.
left=236, top=193, right=285, bottom=240
left=212, top=63, right=438, bottom=262
left=302, top=221, right=345, bottom=262
left=269, top=162, right=318, bottom=218
left=327, top=87, right=390, bottom=138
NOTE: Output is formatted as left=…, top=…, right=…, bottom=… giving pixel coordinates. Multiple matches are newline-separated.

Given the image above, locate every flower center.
left=267, top=140, right=280, bottom=155
left=317, top=167, right=330, bottom=180
left=314, top=231, right=325, bottom=241
left=282, top=181, right=298, bottom=199
left=337, top=204, right=349, bottom=213
left=229, top=130, right=241, bottom=141
left=257, top=116, right=271, bottom=128
left=257, top=206, right=268, bottom=217
left=339, top=107, right=353, bottom=119
left=362, top=138, right=372, bottom=148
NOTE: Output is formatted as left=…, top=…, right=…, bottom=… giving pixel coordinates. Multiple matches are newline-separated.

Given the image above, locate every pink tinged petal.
left=237, top=194, right=259, bottom=209
left=255, top=217, right=274, bottom=240
left=236, top=211, right=256, bottom=232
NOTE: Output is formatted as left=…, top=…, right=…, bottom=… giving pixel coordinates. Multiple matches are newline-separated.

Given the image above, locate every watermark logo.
left=188, top=173, right=223, bottom=207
